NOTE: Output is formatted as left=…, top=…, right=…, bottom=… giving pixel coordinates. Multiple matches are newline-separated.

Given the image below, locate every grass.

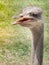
left=0, top=0, right=49, bottom=65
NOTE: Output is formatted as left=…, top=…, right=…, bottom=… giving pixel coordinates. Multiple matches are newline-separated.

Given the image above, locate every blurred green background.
left=0, top=0, right=49, bottom=65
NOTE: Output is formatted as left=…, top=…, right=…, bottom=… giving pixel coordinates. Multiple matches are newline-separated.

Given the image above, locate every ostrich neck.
left=30, top=24, right=44, bottom=65
left=31, top=24, right=44, bottom=49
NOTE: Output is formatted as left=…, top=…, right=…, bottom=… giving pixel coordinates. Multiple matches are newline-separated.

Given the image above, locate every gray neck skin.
left=30, top=24, right=44, bottom=65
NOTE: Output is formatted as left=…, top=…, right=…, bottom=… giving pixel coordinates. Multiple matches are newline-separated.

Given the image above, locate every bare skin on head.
left=12, top=6, right=44, bottom=65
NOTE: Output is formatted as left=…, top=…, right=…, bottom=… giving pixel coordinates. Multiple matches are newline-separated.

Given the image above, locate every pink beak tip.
left=11, top=22, right=16, bottom=25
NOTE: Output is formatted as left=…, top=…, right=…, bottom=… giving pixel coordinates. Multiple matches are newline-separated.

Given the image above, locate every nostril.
left=19, top=14, right=24, bottom=17
left=20, top=15, right=23, bottom=17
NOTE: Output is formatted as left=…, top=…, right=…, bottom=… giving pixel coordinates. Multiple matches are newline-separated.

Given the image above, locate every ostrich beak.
left=12, top=17, right=25, bottom=25
left=12, top=13, right=24, bottom=25
left=12, top=13, right=24, bottom=19
left=12, top=13, right=33, bottom=25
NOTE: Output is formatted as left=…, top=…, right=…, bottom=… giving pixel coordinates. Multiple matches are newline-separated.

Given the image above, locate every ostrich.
left=12, top=6, right=44, bottom=65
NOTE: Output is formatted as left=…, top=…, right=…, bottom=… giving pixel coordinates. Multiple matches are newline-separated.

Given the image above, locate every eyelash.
left=29, top=13, right=38, bottom=17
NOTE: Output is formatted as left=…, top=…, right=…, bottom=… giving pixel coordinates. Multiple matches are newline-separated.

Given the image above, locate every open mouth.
left=12, top=17, right=33, bottom=25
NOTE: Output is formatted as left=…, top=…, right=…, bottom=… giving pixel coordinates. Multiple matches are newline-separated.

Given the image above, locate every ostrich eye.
left=29, top=13, right=39, bottom=18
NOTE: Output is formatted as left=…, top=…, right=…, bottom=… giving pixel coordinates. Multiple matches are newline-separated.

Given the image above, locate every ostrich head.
left=12, top=6, right=43, bottom=29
